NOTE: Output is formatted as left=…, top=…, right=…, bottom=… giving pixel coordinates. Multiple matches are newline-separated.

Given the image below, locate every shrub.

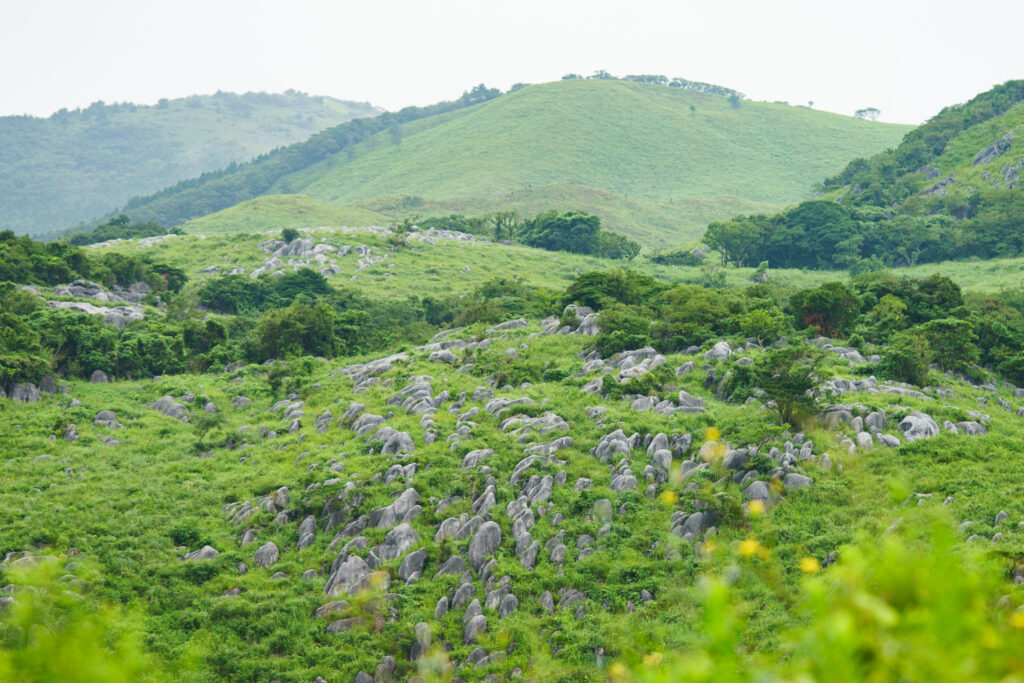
left=882, top=332, right=932, bottom=385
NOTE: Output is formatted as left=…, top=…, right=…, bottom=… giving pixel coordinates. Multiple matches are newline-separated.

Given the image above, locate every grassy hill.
left=705, top=81, right=1024, bottom=269
left=180, top=195, right=392, bottom=236
left=119, top=80, right=911, bottom=247
left=6, top=218, right=1024, bottom=679
left=3, top=297, right=1024, bottom=680
left=0, top=92, right=379, bottom=236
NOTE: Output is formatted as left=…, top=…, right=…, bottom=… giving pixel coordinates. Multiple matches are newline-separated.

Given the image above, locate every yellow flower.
left=738, top=539, right=761, bottom=556
left=799, top=557, right=821, bottom=574
left=747, top=499, right=766, bottom=516
left=701, top=539, right=717, bottom=555
left=609, top=661, right=628, bottom=677
left=1011, top=611, right=1024, bottom=630
left=643, top=651, right=664, bottom=667
left=705, top=427, right=722, bottom=442
left=660, top=490, right=678, bottom=505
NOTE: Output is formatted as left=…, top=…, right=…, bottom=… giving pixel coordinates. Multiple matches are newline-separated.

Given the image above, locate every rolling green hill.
left=702, top=81, right=1024, bottom=269
left=0, top=92, right=379, bottom=236
left=119, top=80, right=911, bottom=247
left=180, top=195, right=392, bottom=236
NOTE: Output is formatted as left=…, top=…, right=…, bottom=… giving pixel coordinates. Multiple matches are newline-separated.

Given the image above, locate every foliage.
left=752, top=345, right=824, bottom=425
left=788, top=282, right=861, bottom=337
left=881, top=332, right=932, bottom=386
left=518, top=210, right=602, bottom=254
left=919, top=318, right=979, bottom=373
left=68, top=214, right=178, bottom=246
left=0, top=565, right=166, bottom=682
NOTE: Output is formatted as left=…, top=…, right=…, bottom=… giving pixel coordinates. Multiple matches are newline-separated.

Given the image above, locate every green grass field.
left=96, top=219, right=1024, bottom=308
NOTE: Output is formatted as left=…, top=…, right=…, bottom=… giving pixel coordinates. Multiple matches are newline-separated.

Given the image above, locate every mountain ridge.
left=0, top=91, right=380, bottom=235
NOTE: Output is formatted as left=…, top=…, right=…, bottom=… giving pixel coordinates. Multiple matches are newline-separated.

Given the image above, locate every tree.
left=855, top=107, right=881, bottom=121
left=518, top=210, right=601, bottom=254
left=598, top=232, right=641, bottom=261
left=739, top=308, right=786, bottom=345
left=882, top=332, right=932, bottom=385
left=281, top=228, right=300, bottom=243
left=728, top=94, right=742, bottom=108
left=919, top=318, right=979, bottom=372
left=490, top=211, right=523, bottom=241
left=789, top=282, right=861, bottom=338
left=704, top=219, right=765, bottom=267
left=753, top=345, right=824, bottom=425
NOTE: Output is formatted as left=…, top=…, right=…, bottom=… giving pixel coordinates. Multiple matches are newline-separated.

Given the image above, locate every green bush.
left=882, top=332, right=932, bottom=385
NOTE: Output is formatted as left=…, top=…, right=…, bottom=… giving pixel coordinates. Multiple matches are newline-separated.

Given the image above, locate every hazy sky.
left=3, top=0, right=1022, bottom=124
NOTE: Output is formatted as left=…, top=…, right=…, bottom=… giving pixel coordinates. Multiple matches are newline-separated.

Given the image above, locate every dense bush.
left=68, top=214, right=178, bottom=246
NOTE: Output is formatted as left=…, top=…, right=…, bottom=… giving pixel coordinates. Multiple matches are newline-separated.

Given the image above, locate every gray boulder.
left=467, top=521, right=501, bottom=570
left=782, top=473, right=813, bottom=490
left=592, top=499, right=613, bottom=523
left=463, top=614, right=488, bottom=644
left=253, top=542, right=280, bottom=568
left=10, top=383, right=41, bottom=403
left=498, top=593, right=519, bottom=618
left=704, top=341, right=731, bottom=360
left=398, top=548, right=427, bottom=581
left=183, top=545, right=219, bottom=560
left=325, top=555, right=370, bottom=596
left=377, top=523, right=419, bottom=560
left=898, top=412, right=940, bottom=442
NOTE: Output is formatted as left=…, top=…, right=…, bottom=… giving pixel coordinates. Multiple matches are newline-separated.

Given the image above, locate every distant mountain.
left=703, top=81, right=1024, bottom=269
left=113, top=79, right=911, bottom=247
left=0, top=91, right=380, bottom=235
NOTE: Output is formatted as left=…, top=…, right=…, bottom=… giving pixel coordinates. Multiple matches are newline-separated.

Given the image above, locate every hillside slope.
left=2, top=314, right=1024, bottom=680
left=0, top=92, right=379, bottom=235
left=120, top=80, right=911, bottom=247
left=180, top=195, right=393, bottom=236
left=703, top=81, right=1024, bottom=269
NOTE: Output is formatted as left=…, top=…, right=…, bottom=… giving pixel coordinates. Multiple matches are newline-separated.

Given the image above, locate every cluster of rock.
left=540, top=304, right=600, bottom=336
left=408, top=226, right=487, bottom=245
left=67, top=314, right=1015, bottom=681
left=147, top=395, right=190, bottom=422
left=245, top=237, right=366, bottom=278
left=22, top=279, right=151, bottom=328
left=1, top=550, right=87, bottom=611
left=53, top=279, right=152, bottom=304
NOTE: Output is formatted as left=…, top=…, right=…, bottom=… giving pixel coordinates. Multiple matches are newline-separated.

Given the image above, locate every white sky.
left=2, top=0, right=1022, bottom=124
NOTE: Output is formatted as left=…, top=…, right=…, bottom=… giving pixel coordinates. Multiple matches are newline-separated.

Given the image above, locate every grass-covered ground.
left=180, top=196, right=393, bottom=237
left=90, top=224, right=1024, bottom=304
left=2, top=319, right=1023, bottom=681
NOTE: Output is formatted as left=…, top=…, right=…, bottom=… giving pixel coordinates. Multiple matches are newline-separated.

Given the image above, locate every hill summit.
left=117, top=79, right=911, bottom=247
